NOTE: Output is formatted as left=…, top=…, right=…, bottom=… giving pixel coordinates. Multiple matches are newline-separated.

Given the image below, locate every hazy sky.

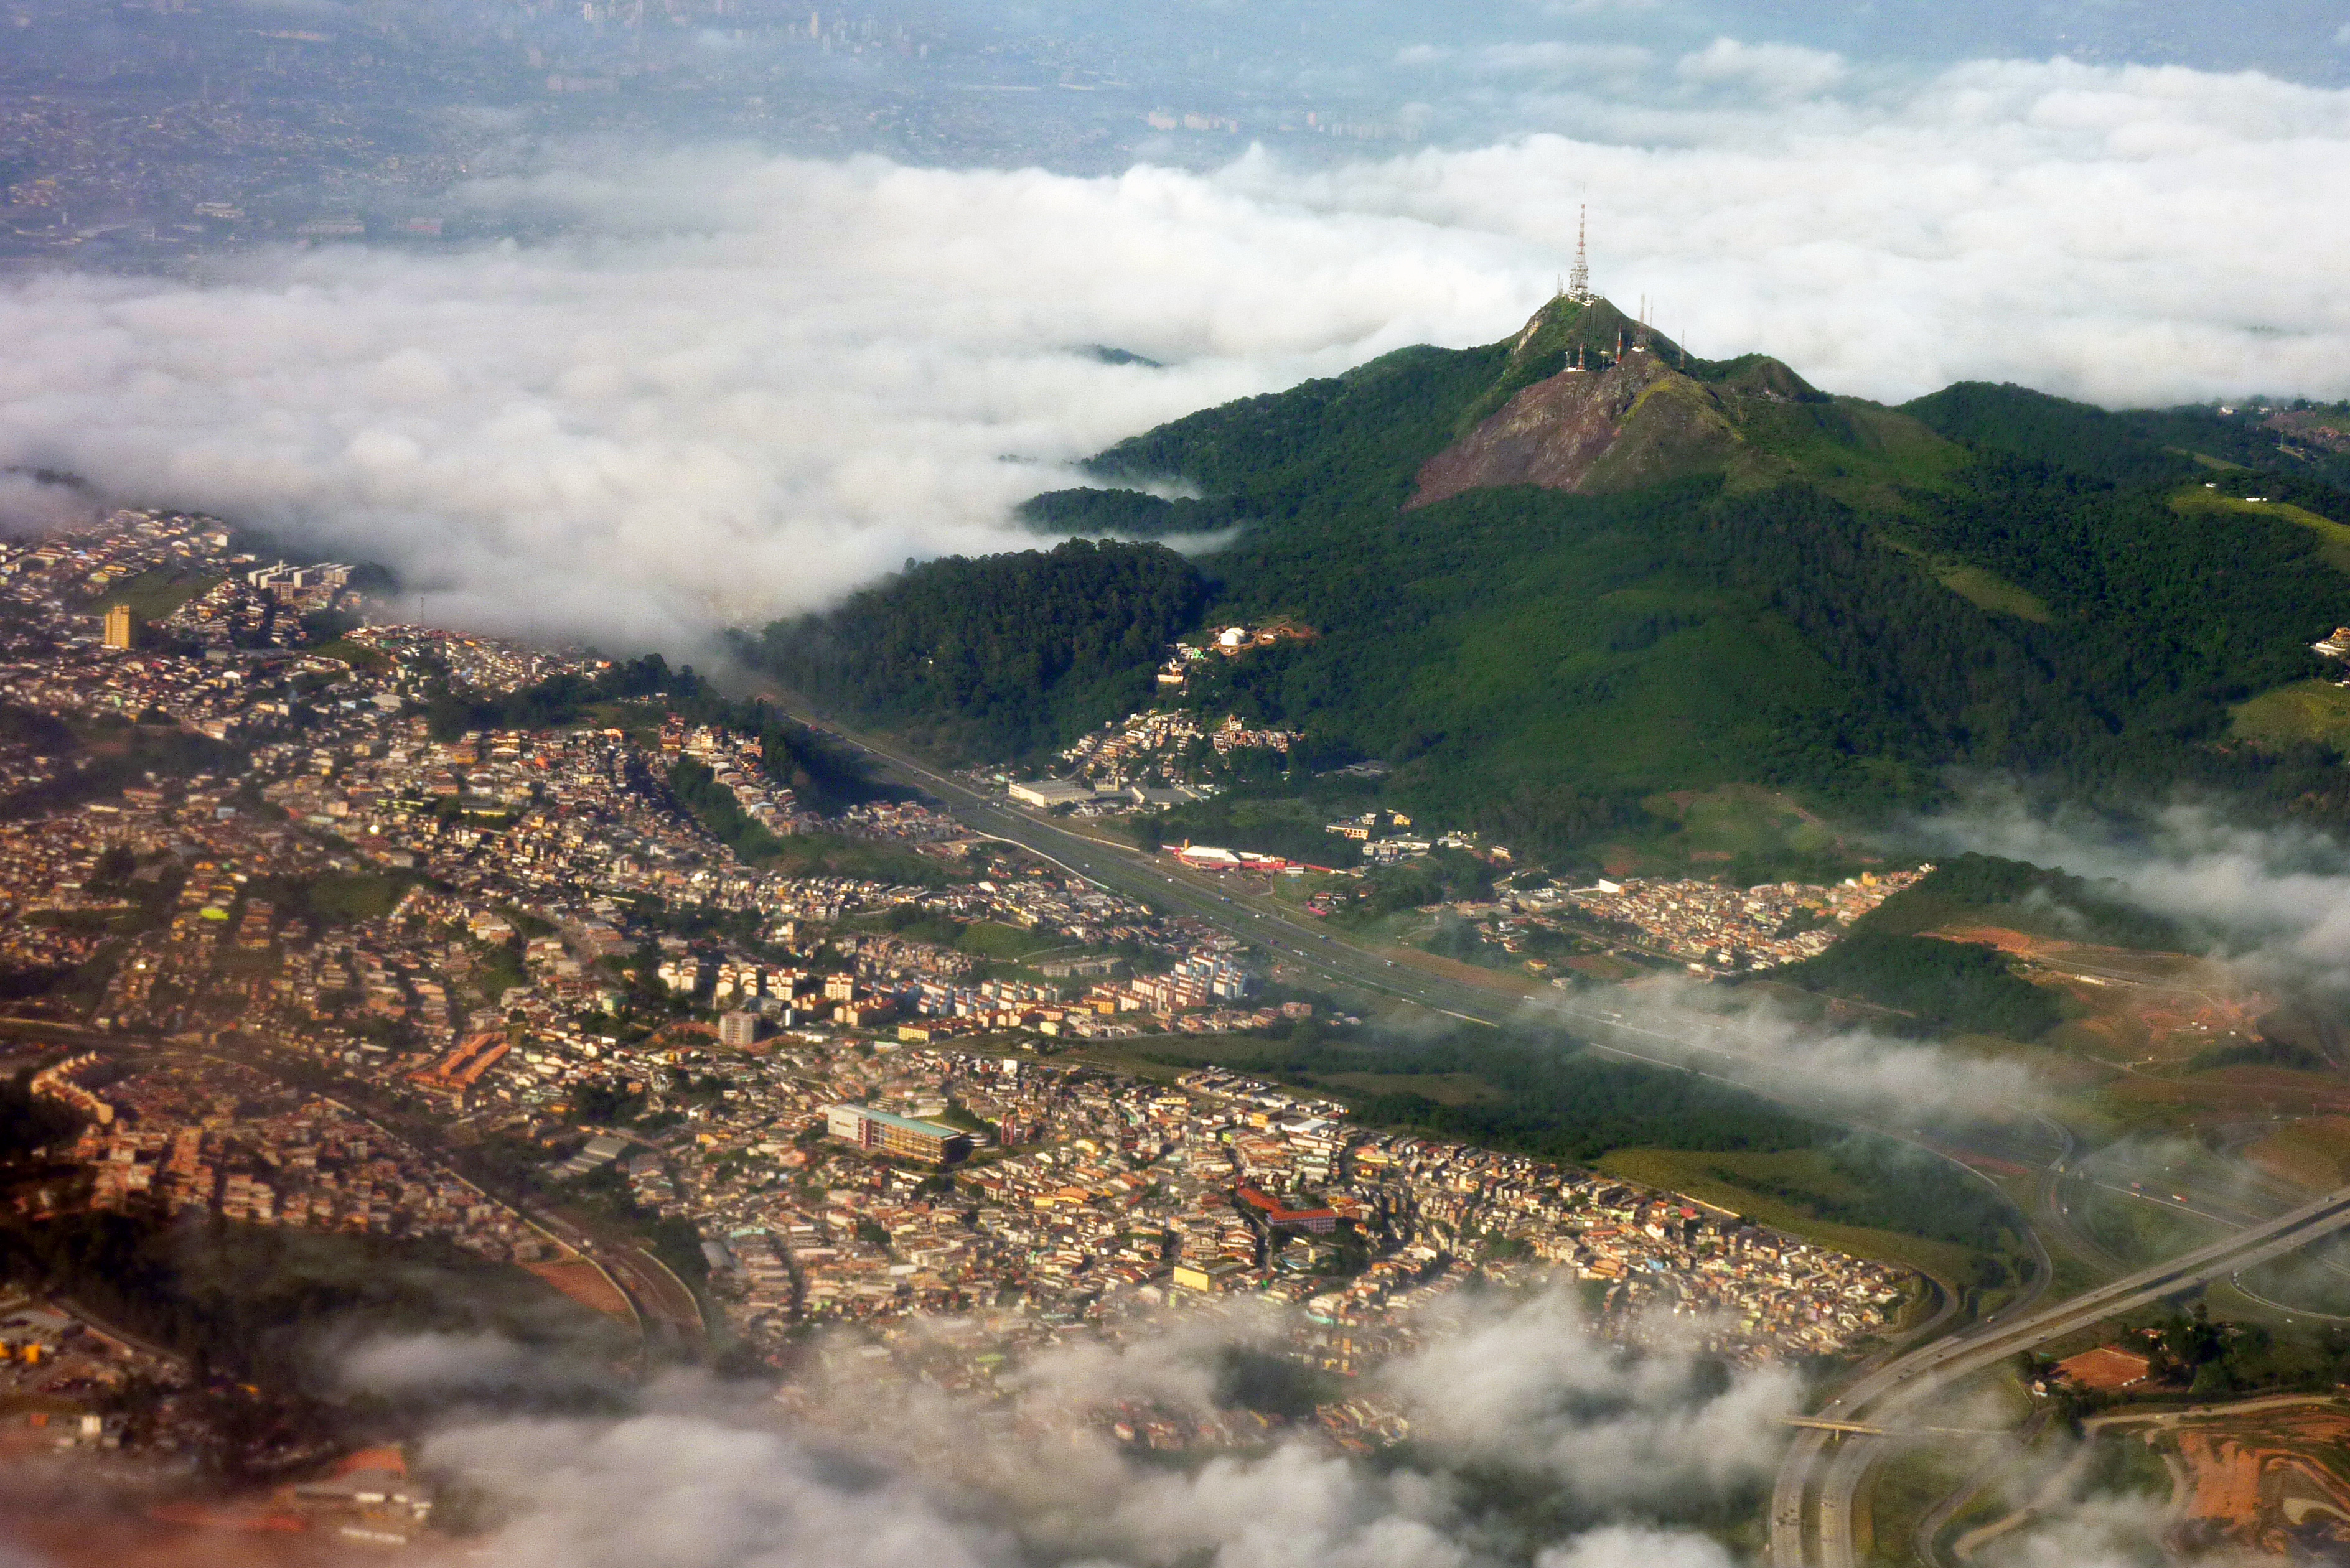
left=934, top=0, right=2350, bottom=102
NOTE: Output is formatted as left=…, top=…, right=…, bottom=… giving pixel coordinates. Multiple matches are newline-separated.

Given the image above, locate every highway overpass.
left=1771, top=1180, right=2350, bottom=1566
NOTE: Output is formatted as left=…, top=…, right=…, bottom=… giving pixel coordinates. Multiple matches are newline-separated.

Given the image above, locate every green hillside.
left=742, top=299, right=2350, bottom=855
left=747, top=538, right=1204, bottom=760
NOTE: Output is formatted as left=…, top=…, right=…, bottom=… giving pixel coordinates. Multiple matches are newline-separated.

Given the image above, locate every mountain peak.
left=1405, top=299, right=1851, bottom=508
left=1505, top=294, right=1684, bottom=370
left=1411, top=338, right=1702, bottom=508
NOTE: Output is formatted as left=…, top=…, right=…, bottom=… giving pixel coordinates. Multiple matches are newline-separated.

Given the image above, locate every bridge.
left=1771, top=1182, right=2350, bottom=1566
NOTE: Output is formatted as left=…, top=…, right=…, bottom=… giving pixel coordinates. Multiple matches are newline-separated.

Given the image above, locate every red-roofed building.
left=1237, top=1186, right=1337, bottom=1234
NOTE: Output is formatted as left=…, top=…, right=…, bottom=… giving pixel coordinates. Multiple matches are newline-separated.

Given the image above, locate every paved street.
left=1771, top=1182, right=2350, bottom=1567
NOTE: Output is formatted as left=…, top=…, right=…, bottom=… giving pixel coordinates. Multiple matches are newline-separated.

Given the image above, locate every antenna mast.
left=1567, top=205, right=1591, bottom=304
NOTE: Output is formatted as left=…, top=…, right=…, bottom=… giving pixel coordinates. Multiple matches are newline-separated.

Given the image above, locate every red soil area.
left=525, top=1258, right=635, bottom=1321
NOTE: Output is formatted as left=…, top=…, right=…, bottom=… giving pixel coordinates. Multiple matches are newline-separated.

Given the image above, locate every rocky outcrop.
left=1407, top=297, right=1843, bottom=510
left=1409, top=348, right=1730, bottom=508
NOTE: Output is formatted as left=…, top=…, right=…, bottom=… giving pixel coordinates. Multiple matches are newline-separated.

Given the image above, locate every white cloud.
left=1535, top=977, right=2048, bottom=1125
left=1, top=56, right=2347, bottom=648
left=1401, top=41, right=1655, bottom=79
left=1922, top=792, right=2350, bottom=996
left=1520, top=0, right=1668, bottom=15
left=334, top=1328, right=620, bottom=1401
left=340, top=1329, right=545, bottom=1393
left=406, top=1291, right=1802, bottom=1568
left=1674, top=37, right=1848, bottom=100
left=0, top=154, right=1541, bottom=651
left=1539, top=1529, right=1738, bottom=1568
left=1382, top=1289, right=1802, bottom=1503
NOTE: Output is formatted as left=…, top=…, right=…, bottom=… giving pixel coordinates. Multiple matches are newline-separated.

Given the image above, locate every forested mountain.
left=747, top=539, right=1204, bottom=760
left=743, top=296, right=2350, bottom=846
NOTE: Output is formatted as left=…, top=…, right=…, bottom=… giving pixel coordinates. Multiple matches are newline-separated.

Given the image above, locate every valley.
left=743, top=298, right=2350, bottom=1567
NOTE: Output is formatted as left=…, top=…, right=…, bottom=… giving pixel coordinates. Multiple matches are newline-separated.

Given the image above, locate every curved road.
left=782, top=703, right=2071, bottom=1179
left=784, top=701, right=2196, bottom=1568
left=1770, top=1180, right=2350, bottom=1567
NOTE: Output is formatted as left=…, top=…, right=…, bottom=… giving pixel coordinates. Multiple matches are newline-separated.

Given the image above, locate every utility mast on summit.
left=1566, top=205, right=1593, bottom=304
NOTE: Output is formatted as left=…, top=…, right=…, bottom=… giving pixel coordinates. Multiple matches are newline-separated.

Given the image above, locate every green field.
left=2173, top=486, right=2350, bottom=576
left=2229, top=679, right=2350, bottom=749
left=85, top=567, right=222, bottom=623
left=1879, top=535, right=2053, bottom=623
left=1865, top=1432, right=2004, bottom=1567
left=1313, top=1070, right=1498, bottom=1106
left=1641, top=783, right=1837, bottom=856
left=309, top=636, right=392, bottom=673
left=956, top=920, right=1063, bottom=961
left=2069, top=1180, right=2229, bottom=1270
left=1929, top=561, right=2054, bottom=623
left=1607, top=782, right=1875, bottom=880
left=247, top=868, right=424, bottom=925
left=2231, top=1231, right=2350, bottom=1318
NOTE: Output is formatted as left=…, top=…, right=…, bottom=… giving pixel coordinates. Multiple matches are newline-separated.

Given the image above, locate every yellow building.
left=103, top=603, right=136, bottom=651
left=1173, top=1259, right=1247, bottom=1293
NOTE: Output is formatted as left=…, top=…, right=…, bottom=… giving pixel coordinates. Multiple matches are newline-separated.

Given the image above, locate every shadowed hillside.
left=742, top=299, right=2350, bottom=848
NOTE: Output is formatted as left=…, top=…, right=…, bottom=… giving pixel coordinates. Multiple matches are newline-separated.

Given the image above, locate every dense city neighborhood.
left=0, top=508, right=1920, bottom=1503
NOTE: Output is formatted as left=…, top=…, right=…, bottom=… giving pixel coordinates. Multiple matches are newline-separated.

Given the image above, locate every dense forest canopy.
left=0, top=1069, right=80, bottom=1162
left=1017, top=488, right=1252, bottom=538
left=744, top=539, right=1205, bottom=762
left=0, top=1208, right=625, bottom=1396
left=738, top=300, right=2350, bottom=851
left=1774, top=928, right=2063, bottom=1040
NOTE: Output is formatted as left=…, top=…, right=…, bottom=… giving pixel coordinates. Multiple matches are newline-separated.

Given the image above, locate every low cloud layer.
left=1542, top=977, right=2047, bottom=1127
left=1379, top=1288, right=1802, bottom=1506
left=377, top=1286, right=2168, bottom=1568
left=332, top=1327, right=624, bottom=1407
left=421, top=1289, right=1804, bottom=1568
left=1924, top=793, right=2350, bottom=994
left=2, top=54, right=2347, bottom=648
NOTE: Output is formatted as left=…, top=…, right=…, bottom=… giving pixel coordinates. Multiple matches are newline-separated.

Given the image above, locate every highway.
left=778, top=699, right=2082, bottom=1210
left=762, top=699, right=2350, bottom=1568
left=776, top=701, right=1545, bottom=1024
left=47, top=1029, right=717, bottom=1367
left=1769, top=1180, right=2350, bottom=1567
left=777, top=702, right=2067, bottom=1152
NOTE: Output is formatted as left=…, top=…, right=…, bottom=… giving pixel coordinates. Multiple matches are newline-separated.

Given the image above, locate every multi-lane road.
left=779, top=702, right=1541, bottom=1024
left=1770, top=1180, right=2350, bottom=1567
left=782, top=704, right=2085, bottom=1167
left=785, top=703, right=2350, bottom=1568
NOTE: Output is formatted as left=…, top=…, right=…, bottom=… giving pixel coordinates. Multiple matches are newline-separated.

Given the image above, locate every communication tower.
left=1566, top=205, right=1592, bottom=304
